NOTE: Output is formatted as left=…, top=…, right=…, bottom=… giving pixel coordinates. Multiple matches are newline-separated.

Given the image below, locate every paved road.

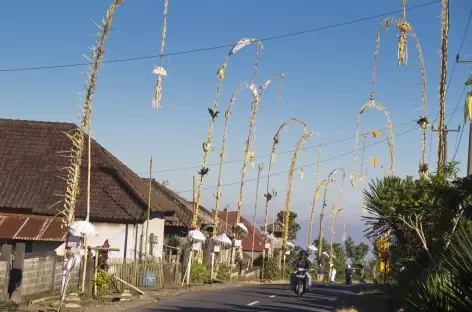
left=127, top=283, right=372, bottom=312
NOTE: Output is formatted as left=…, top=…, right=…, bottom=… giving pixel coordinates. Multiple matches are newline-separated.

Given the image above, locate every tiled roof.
left=147, top=179, right=227, bottom=229
left=217, top=210, right=263, bottom=252
left=0, top=119, right=181, bottom=223
left=0, top=214, right=66, bottom=241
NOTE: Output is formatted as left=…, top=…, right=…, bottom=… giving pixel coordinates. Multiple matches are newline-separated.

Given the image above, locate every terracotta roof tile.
left=0, top=119, right=182, bottom=223
left=217, top=210, right=263, bottom=252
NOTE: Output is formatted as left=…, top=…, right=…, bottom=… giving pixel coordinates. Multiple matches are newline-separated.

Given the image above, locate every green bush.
left=0, top=300, right=18, bottom=312
left=190, top=262, right=207, bottom=284
left=262, top=258, right=279, bottom=280
left=92, top=270, right=111, bottom=298
left=216, top=263, right=230, bottom=280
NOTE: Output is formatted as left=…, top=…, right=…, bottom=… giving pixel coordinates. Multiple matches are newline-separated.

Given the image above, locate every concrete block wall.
left=22, top=256, right=55, bottom=296
left=53, top=261, right=79, bottom=291
left=0, top=261, right=7, bottom=298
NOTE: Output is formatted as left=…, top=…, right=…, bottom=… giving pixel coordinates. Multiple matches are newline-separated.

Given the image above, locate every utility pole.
left=437, top=0, right=449, bottom=176
left=456, top=56, right=472, bottom=176
left=432, top=125, right=460, bottom=171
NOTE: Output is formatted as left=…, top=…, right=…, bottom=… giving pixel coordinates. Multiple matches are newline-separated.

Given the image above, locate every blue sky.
left=1, top=0, right=471, bottom=245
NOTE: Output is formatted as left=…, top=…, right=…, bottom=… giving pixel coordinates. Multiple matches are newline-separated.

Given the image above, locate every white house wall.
left=55, top=217, right=164, bottom=260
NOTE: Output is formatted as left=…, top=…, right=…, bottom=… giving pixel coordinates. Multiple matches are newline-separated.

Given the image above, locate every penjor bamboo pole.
left=145, top=157, right=153, bottom=257
left=251, top=163, right=263, bottom=268
left=80, top=117, right=92, bottom=292
left=192, top=39, right=261, bottom=229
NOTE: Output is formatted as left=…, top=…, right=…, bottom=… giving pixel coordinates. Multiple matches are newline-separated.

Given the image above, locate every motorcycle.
left=294, top=268, right=308, bottom=298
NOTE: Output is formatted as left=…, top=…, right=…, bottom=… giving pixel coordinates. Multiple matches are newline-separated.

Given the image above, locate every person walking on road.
left=317, top=263, right=325, bottom=282
left=329, top=265, right=337, bottom=283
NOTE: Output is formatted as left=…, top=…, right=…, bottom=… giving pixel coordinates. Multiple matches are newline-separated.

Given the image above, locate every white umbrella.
left=266, top=233, right=278, bottom=241
left=68, top=221, right=97, bottom=237
left=286, top=242, right=295, bottom=249
left=212, top=233, right=232, bottom=246
left=308, top=244, right=318, bottom=252
left=236, top=223, right=248, bottom=234
left=187, top=229, right=206, bottom=242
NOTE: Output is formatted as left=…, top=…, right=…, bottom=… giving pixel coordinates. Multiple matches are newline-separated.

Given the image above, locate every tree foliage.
left=313, top=238, right=347, bottom=278
left=362, top=161, right=472, bottom=310
left=277, top=210, right=301, bottom=241
left=344, top=236, right=369, bottom=265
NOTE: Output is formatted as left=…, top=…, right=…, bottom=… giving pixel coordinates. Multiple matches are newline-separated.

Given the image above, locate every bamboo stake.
left=282, top=132, right=315, bottom=247
left=307, top=180, right=328, bottom=248
left=263, top=118, right=308, bottom=235
left=235, top=74, right=285, bottom=228
left=437, top=0, right=449, bottom=175
left=152, top=0, right=169, bottom=109
left=145, top=157, right=153, bottom=257
left=192, top=38, right=261, bottom=230
left=80, top=118, right=92, bottom=292
left=58, top=0, right=122, bottom=302
left=370, top=0, right=428, bottom=176
left=317, top=168, right=345, bottom=262
left=351, top=93, right=394, bottom=187
left=213, top=82, right=250, bottom=237
left=261, top=118, right=308, bottom=279
left=251, top=163, right=263, bottom=268
left=358, top=128, right=394, bottom=181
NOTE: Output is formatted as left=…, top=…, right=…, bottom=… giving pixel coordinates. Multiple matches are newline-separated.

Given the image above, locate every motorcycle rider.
left=290, top=250, right=312, bottom=292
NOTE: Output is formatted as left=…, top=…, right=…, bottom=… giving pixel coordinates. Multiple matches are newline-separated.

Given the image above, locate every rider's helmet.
left=298, top=250, right=308, bottom=258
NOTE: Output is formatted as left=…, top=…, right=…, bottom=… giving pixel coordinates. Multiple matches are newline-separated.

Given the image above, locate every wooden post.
left=10, top=243, right=25, bottom=304
left=93, top=251, right=99, bottom=298
left=145, top=157, right=153, bottom=257
left=0, top=245, right=12, bottom=300
left=81, top=119, right=93, bottom=292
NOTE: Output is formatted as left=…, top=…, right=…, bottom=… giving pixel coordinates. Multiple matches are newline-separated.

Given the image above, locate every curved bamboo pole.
left=192, top=38, right=262, bottom=229
left=307, top=179, right=328, bottom=248
left=282, top=131, right=316, bottom=247
left=262, top=118, right=309, bottom=236
left=234, top=74, right=285, bottom=231
left=437, top=0, right=449, bottom=176
left=152, top=0, right=169, bottom=109
left=212, top=82, right=251, bottom=236
left=358, top=128, right=394, bottom=181
left=251, top=163, right=264, bottom=267
left=351, top=93, right=394, bottom=187
left=317, top=168, right=345, bottom=262
left=329, top=170, right=346, bottom=265
left=371, top=0, right=428, bottom=176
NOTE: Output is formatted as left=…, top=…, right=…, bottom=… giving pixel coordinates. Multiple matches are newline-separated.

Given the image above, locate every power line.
left=138, top=119, right=417, bottom=175
left=169, top=107, right=463, bottom=194
left=0, top=1, right=440, bottom=73
left=452, top=85, right=469, bottom=160
left=140, top=106, right=463, bottom=175
left=175, top=127, right=418, bottom=194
